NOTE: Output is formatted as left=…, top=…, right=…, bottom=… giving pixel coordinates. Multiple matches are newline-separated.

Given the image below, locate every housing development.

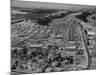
left=11, top=0, right=96, bottom=74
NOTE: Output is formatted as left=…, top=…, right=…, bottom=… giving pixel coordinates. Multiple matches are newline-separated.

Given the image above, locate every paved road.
left=68, top=19, right=91, bottom=69
left=79, top=22, right=91, bottom=70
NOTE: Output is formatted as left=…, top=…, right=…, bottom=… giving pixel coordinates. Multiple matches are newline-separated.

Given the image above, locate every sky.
left=11, top=0, right=96, bottom=10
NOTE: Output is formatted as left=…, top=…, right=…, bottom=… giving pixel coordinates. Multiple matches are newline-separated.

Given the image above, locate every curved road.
left=79, top=21, right=91, bottom=70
